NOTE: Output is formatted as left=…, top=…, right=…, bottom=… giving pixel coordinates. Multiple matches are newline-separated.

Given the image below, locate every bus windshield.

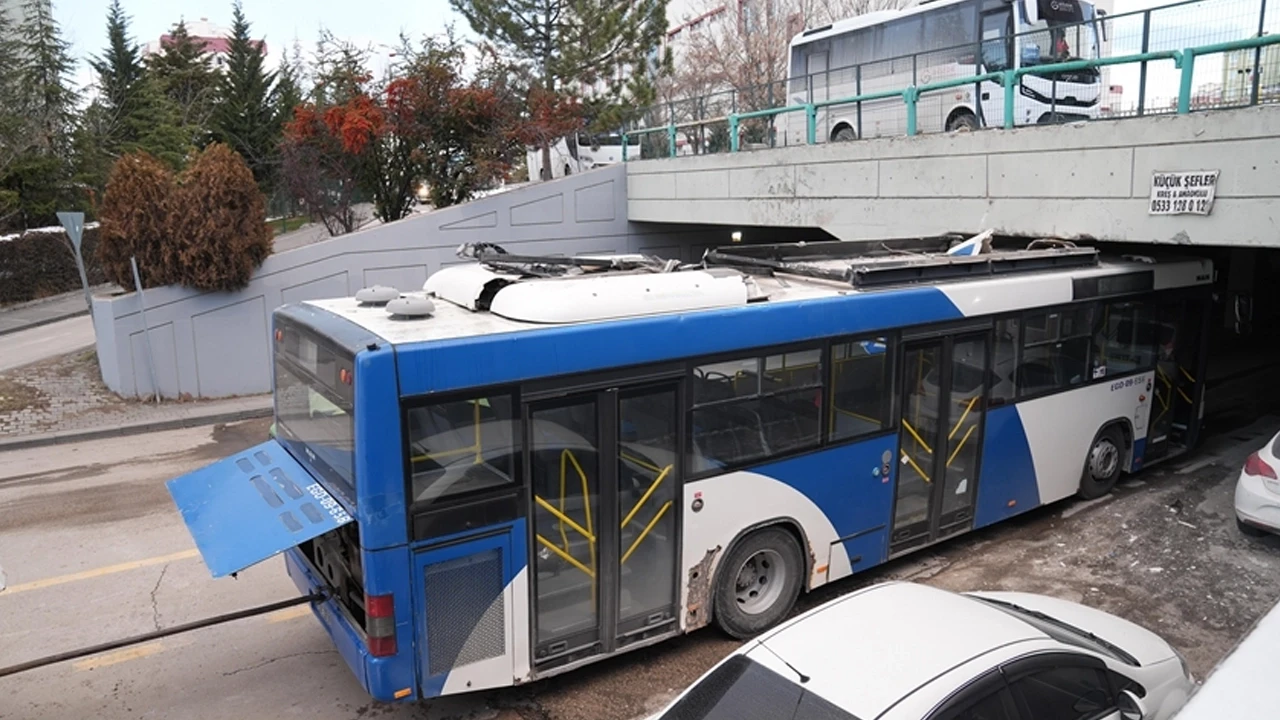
left=274, top=323, right=357, bottom=501
left=1021, top=0, right=1099, bottom=65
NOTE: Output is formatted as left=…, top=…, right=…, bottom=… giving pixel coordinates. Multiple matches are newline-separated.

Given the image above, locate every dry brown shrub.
left=168, top=143, right=272, bottom=291
left=95, top=153, right=177, bottom=289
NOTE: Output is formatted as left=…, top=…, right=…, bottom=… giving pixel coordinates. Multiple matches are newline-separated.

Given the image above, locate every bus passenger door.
left=892, top=332, right=990, bottom=555
left=526, top=382, right=681, bottom=671
left=1146, top=298, right=1208, bottom=461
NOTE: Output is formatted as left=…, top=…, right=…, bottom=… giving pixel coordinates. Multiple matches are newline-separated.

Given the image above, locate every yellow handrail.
left=949, top=397, right=978, bottom=441
left=1179, top=365, right=1196, bottom=383
left=947, top=425, right=976, bottom=468
left=834, top=407, right=881, bottom=425
left=534, top=495, right=596, bottom=543
left=621, top=451, right=664, bottom=474
left=622, top=501, right=672, bottom=564
left=536, top=535, right=595, bottom=578
left=621, top=465, right=672, bottom=529
left=900, top=450, right=931, bottom=483
left=902, top=420, right=933, bottom=455
left=473, top=400, right=482, bottom=465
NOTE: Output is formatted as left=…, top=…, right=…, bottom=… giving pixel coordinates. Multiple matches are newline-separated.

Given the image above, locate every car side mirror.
left=1118, top=690, right=1147, bottom=720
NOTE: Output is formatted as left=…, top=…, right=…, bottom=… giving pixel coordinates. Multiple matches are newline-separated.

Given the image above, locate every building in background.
left=142, top=17, right=266, bottom=67
left=0, top=0, right=49, bottom=36
left=1222, top=37, right=1280, bottom=103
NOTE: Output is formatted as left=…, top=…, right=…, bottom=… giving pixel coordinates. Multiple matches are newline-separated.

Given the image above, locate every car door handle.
left=982, top=92, right=990, bottom=100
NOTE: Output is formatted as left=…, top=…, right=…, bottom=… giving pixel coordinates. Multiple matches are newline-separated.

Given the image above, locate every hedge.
left=0, top=226, right=107, bottom=305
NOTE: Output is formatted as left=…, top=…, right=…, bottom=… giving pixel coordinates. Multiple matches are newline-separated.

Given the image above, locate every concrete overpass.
left=626, top=104, right=1280, bottom=248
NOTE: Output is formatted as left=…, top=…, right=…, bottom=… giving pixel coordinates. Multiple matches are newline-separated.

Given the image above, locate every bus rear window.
left=274, top=323, right=356, bottom=500
left=407, top=394, right=518, bottom=505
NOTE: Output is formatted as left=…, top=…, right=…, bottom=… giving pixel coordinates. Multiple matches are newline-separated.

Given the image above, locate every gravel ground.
left=0, top=349, right=268, bottom=440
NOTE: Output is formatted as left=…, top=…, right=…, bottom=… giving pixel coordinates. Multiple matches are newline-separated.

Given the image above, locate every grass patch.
left=269, top=215, right=310, bottom=237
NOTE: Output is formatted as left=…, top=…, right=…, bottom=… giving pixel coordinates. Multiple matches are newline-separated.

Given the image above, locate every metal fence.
left=625, top=0, right=1278, bottom=158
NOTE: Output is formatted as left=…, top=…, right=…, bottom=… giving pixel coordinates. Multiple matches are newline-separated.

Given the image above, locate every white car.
left=649, top=582, right=1193, bottom=720
left=1234, top=428, right=1280, bottom=536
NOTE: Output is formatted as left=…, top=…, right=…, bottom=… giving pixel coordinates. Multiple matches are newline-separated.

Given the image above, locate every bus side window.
left=406, top=394, right=518, bottom=506
left=829, top=336, right=892, bottom=442
left=980, top=10, right=1012, bottom=72
left=1090, top=302, right=1156, bottom=377
left=689, top=347, right=823, bottom=471
left=991, top=318, right=1019, bottom=405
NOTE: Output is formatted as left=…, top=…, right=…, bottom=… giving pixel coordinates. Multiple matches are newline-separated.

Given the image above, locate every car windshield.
left=971, top=596, right=1139, bottom=666
left=656, top=655, right=860, bottom=720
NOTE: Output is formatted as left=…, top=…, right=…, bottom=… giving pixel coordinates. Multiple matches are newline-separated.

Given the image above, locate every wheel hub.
left=1090, top=439, right=1119, bottom=479
left=733, top=549, right=786, bottom=615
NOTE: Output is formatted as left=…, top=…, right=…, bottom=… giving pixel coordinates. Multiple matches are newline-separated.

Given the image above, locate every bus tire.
left=1078, top=425, right=1125, bottom=499
left=713, top=526, right=803, bottom=639
left=832, top=125, right=857, bottom=142
left=947, top=111, right=979, bottom=132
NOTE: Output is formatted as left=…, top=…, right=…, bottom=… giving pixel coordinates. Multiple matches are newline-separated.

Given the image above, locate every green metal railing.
left=623, top=33, right=1280, bottom=160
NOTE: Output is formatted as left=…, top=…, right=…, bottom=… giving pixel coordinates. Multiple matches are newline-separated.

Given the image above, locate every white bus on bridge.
left=784, top=0, right=1105, bottom=144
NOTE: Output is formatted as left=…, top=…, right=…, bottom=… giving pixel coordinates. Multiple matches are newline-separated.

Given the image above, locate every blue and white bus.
left=168, top=238, right=1211, bottom=703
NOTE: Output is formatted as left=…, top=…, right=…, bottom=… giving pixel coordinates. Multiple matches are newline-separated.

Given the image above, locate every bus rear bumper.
left=285, top=548, right=415, bottom=703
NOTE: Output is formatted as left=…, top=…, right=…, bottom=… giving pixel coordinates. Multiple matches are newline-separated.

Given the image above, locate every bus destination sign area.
left=1149, top=170, right=1219, bottom=216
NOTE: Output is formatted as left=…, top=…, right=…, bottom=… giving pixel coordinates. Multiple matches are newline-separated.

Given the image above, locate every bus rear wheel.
left=947, top=111, right=980, bottom=132
left=713, top=526, right=803, bottom=639
left=832, top=126, right=857, bottom=142
left=1079, top=425, right=1125, bottom=499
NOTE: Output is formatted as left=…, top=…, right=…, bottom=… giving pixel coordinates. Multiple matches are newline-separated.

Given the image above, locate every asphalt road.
left=0, top=316, right=95, bottom=372
left=2, top=415, right=1279, bottom=720
left=0, top=420, right=484, bottom=720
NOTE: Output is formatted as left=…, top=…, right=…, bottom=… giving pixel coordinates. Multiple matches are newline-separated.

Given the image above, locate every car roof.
left=743, top=583, right=1048, bottom=719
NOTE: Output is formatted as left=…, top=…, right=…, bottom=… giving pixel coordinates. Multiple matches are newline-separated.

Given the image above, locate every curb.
left=0, top=406, right=273, bottom=453
left=0, top=307, right=90, bottom=337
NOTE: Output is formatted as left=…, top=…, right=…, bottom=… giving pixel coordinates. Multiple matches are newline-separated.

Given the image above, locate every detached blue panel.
left=397, top=287, right=964, bottom=395
left=168, top=439, right=354, bottom=578
left=974, top=405, right=1040, bottom=529
left=1130, top=438, right=1147, bottom=472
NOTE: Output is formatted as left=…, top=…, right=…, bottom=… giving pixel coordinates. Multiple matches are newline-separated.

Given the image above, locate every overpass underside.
left=626, top=104, right=1280, bottom=248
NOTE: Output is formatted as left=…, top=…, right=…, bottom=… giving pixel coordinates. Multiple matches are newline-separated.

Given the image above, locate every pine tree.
left=148, top=19, right=220, bottom=147
left=209, top=2, right=279, bottom=188
left=4, top=0, right=80, bottom=229
left=0, top=6, right=24, bottom=225
left=449, top=0, right=669, bottom=170
left=89, top=0, right=145, bottom=150
left=273, top=39, right=306, bottom=128
left=15, top=0, right=78, bottom=153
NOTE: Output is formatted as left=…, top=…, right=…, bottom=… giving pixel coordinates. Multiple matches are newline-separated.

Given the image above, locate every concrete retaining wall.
left=93, top=164, right=721, bottom=399
left=627, top=104, right=1280, bottom=248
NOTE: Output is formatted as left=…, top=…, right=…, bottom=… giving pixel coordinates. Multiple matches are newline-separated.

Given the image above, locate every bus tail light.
left=366, top=592, right=397, bottom=657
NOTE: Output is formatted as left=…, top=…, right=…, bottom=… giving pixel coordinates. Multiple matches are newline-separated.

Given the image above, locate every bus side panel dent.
left=974, top=405, right=1041, bottom=529
left=680, top=440, right=898, bottom=624
left=685, top=547, right=721, bottom=631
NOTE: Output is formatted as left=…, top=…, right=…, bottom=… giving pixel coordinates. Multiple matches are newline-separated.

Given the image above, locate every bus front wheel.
left=1079, top=425, right=1126, bottom=499
left=713, top=526, right=803, bottom=639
